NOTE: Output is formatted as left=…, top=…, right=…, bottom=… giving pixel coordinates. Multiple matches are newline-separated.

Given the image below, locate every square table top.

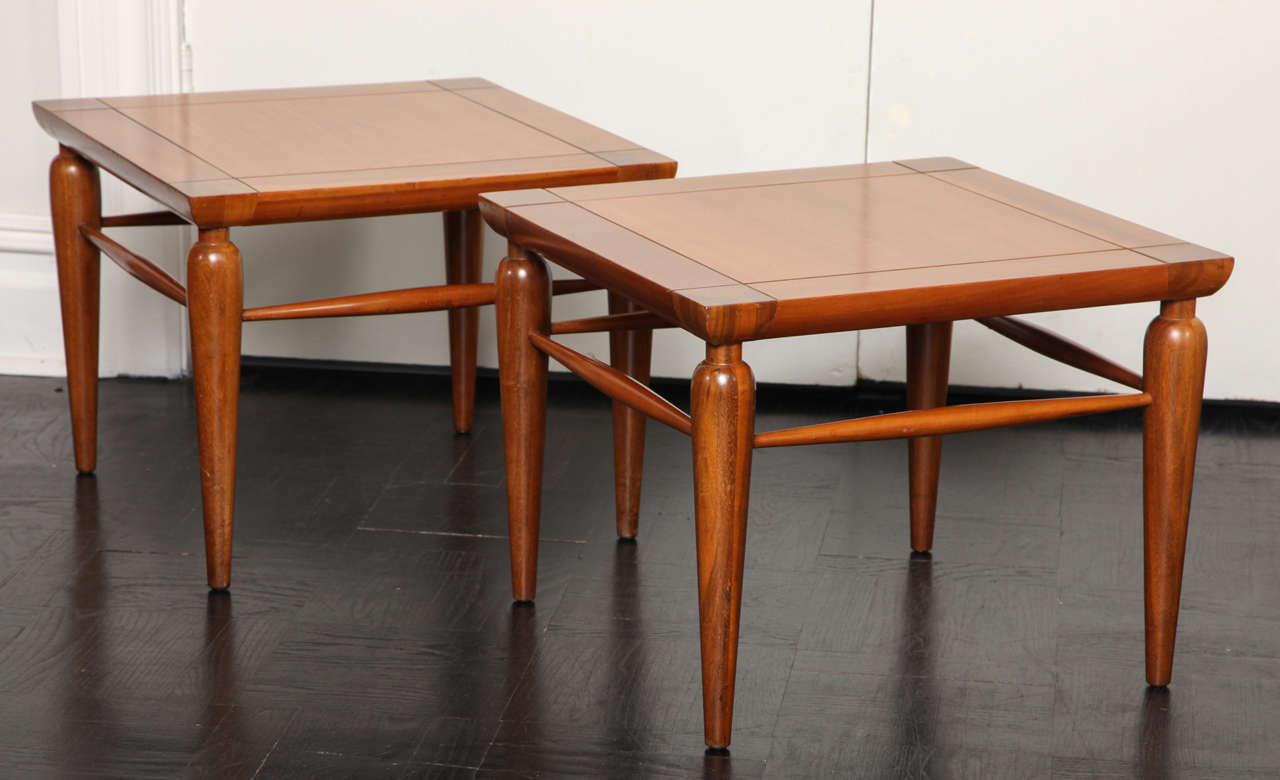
left=33, top=78, right=675, bottom=228
left=479, top=159, right=1232, bottom=343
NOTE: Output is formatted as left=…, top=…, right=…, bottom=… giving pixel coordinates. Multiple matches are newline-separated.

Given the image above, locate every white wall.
left=0, top=1, right=66, bottom=375
left=863, top=0, right=1276, bottom=401
left=3, top=1, right=1273, bottom=400
left=0, top=0, right=188, bottom=379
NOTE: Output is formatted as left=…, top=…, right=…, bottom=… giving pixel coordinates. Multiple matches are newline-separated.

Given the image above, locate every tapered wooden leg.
left=444, top=209, right=483, bottom=433
left=49, top=146, right=102, bottom=474
left=691, top=343, right=754, bottom=750
left=1142, top=299, right=1207, bottom=686
left=495, top=243, right=550, bottom=602
left=607, top=292, right=653, bottom=539
left=906, top=322, right=952, bottom=552
left=187, top=229, right=243, bottom=591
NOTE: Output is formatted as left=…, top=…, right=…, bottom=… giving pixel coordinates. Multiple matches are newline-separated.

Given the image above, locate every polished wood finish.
left=906, top=322, right=952, bottom=552
left=607, top=293, right=654, bottom=539
left=932, top=167, right=1179, bottom=248
left=487, top=160, right=1231, bottom=750
left=37, top=79, right=676, bottom=590
left=690, top=344, right=755, bottom=749
left=1142, top=299, right=1207, bottom=686
left=49, top=146, right=101, bottom=474
left=582, top=172, right=1108, bottom=284
left=241, top=283, right=495, bottom=322
left=528, top=332, right=690, bottom=436
left=33, top=80, right=676, bottom=227
left=480, top=163, right=1231, bottom=344
left=79, top=224, right=188, bottom=305
left=444, top=209, right=483, bottom=433
left=99, top=209, right=190, bottom=227
left=550, top=309, right=673, bottom=335
left=495, top=245, right=551, bottom=602
left=674, top=285, right=779, bottom=346
left=550, top=278, right=601, bottom=296
left=541, top=160, right=911, bottom=202
left=755, top=393, right=1152, bottom=448
left=187, top=229, right=243, bottom=591
left=978, top=315, right=1144, bottom=390
left=754, top=248, right=1227, bottom=339
left=239, top=277, right=602, bottom=322
left=484, top=200, right=740, bottom=324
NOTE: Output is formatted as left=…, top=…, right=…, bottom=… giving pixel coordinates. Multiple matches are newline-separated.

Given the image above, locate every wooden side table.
left=479, top=158, right=1233, bottom=749
left=32, top=79, right=675, bottom=589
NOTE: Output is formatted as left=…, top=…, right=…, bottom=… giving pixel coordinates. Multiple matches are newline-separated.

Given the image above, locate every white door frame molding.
left=58, top=0, right=184, bottom=101
left=0, top=215, right=56, bottom=255
left=47, top=0, right=192, bottom=378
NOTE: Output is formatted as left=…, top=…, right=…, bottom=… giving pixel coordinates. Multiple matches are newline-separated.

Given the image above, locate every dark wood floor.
left=1, top=364, right=1278, bottom=778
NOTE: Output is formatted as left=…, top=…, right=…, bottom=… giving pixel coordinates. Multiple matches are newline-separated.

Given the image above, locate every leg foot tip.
left=513, top=598, right=535, bottom=606
left=909, top=550, right=932, bottom=560
left=704, top=747, right=730, bottom=756
left=208, top=584, right=230, bottom=593
left=616, top=535, right=638, bottom=544
left=1147, top=681, right=1171, bottom=690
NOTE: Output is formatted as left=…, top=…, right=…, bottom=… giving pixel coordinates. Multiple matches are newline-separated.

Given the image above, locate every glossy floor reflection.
left=0, top=366, right=1278, bottom=778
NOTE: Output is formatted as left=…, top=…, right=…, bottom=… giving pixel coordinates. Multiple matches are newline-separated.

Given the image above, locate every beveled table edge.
left=32, top=80, right=678, bottom=228
left=33, top=102, right=200, bottom=224
left=480, top=165, right=1235, bottom=344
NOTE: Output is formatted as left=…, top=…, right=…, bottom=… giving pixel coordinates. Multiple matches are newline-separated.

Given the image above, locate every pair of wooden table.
left=35, top=80, right=1232, bottom=751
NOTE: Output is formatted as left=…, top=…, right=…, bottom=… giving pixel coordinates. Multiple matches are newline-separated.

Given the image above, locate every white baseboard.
left=0, top=213, right=54, bottom=255
left=0, top=236, right=63, bottom=376
left=0, top=354, right=65, bottom=377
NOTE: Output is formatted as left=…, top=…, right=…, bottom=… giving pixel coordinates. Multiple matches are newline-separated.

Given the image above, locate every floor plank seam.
left=355, top=526, right=589, bottom=545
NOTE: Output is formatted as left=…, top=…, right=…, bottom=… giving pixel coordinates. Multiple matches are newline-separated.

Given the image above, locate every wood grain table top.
left=33, top=79, right=675, bottom=228
left=480, top=159, right=1232, bottom=343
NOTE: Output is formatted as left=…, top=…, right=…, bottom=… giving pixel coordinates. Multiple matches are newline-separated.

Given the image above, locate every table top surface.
left=33, top=79, right=675, bottom=228
left=480, top=159, right=1233, bottom=343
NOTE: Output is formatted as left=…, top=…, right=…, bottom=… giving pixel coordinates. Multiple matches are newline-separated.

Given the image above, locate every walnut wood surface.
left=549, top=279, right=601, bottom=296
left=1142, top=299, right=1207, bottom=686
left=906, top=322, right=952, bottom=553
left=754, top=393, right=1152, bottom=448
left=494, top=159, right=1232, bottom=751
left=80, top=224, right=188, bottom=305
left=33, top=80, right=676, bottom=227
left=528, top=332, right=690, bottom=435
left=480, top=161, right=1232, bottom=344
left=99, top=210, right=189, bottom=227
left=240, top=283, right=496, bottom=321
left=549, top=309, right=674, bottom=335
left=48, top=146, right=101, bottom=473
left=38, top=79, right=675, bottom=595
left=690, top=344, right=755, bottom=749
left=444, top=210, right=483, bottom=433
left=607, top=292, right=653, bottom=539
left=495, top=245, right=551, bottom=602
left=977, top=316, right=1144, bottom=390
left=237, top=279, right=598, bottom=323
left=187, top=229, right=243, bottom=590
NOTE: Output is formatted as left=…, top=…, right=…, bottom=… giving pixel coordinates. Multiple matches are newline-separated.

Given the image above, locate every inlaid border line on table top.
left=441, top=82, right=637, bottom=157
left=922, top=170, right=1174, bottom=251
left=507, top=195, right=1211, bottom=293
left=42, top=117, right=650, bottom=195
